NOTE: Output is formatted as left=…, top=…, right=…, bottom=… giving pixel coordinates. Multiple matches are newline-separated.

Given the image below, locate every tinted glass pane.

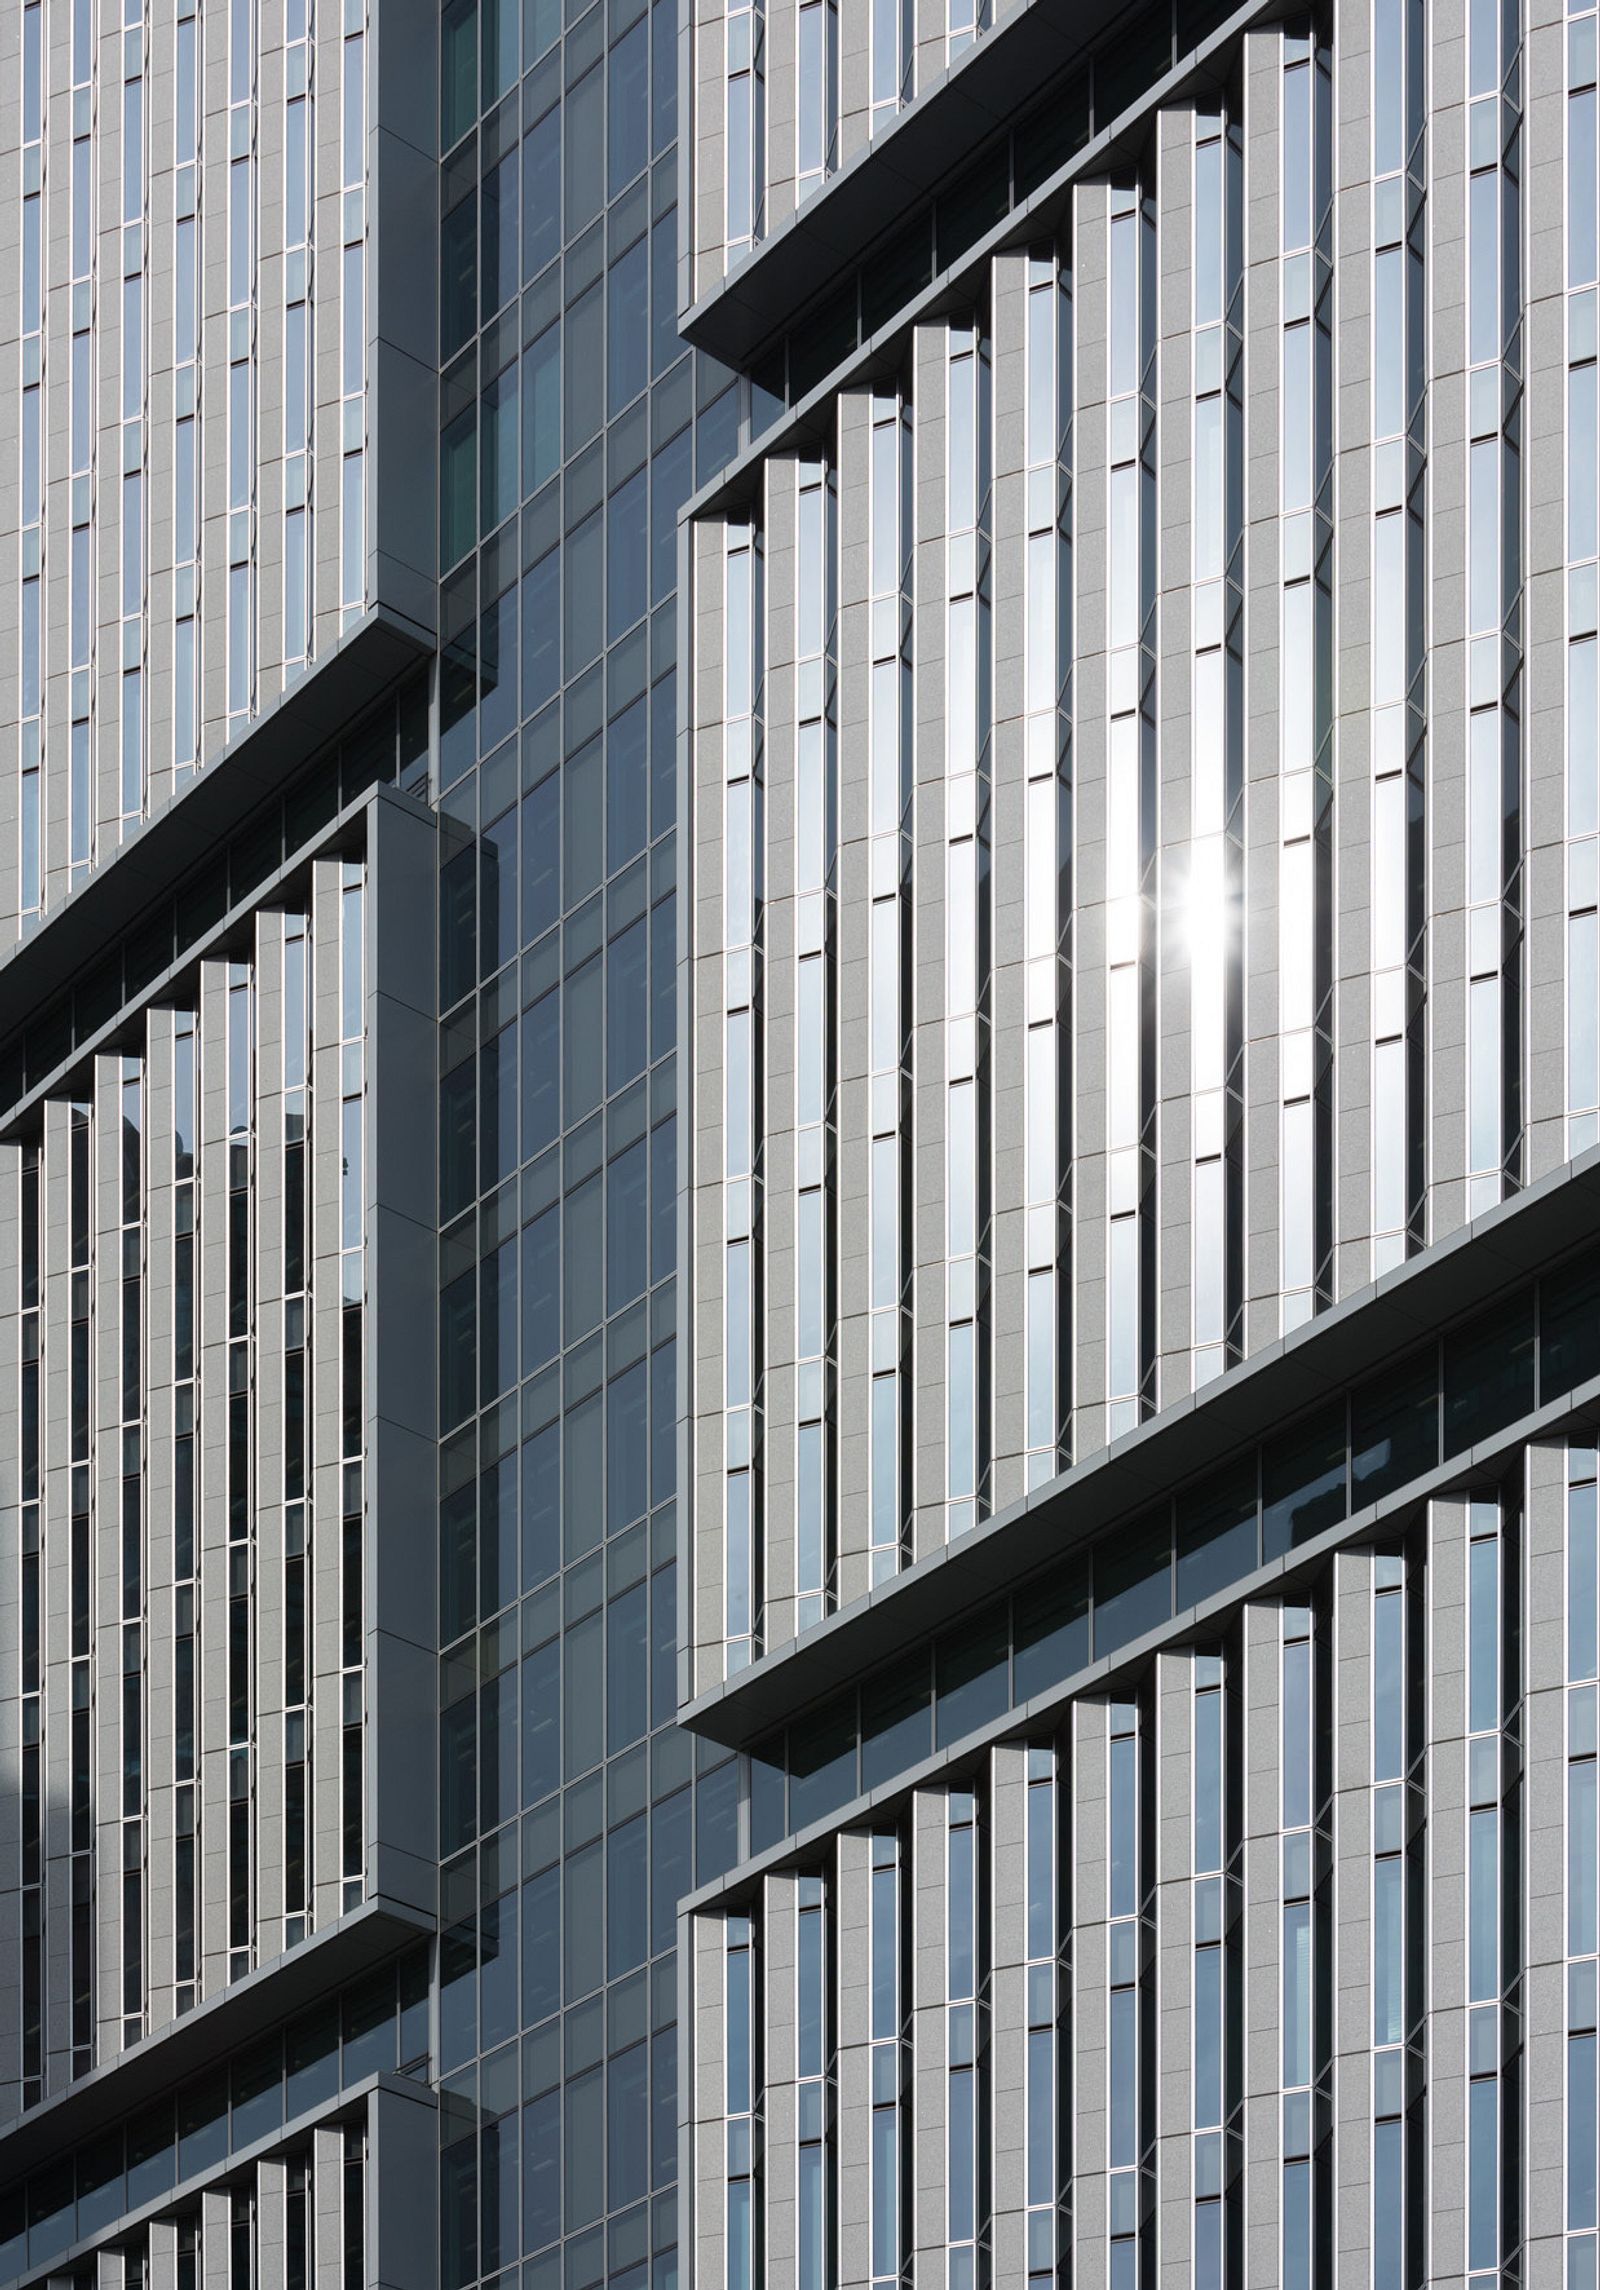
left=789, top=1695, right=859, bottom=1831
left=1351, top=1347, right=1438, bottom=1507
left=695, top=1756, right=739, bottom=1883
left=1012, top=1560, right=1089, bottom=1705
left=861, top=1655, right=932, bottom=1791
left=522, top=2089, right=561, bottom=2252
left=177, top=2072, right=229, bottom=2179
left=1262, top=1401, right=1347, bottom=1559
left=607, top=1815, right=649, bottom=1978
left=935, top=1603, right=1010, bottom=1749
left=1542, top=1248, right=1600, bottom=1401
left=125, top=2107, right=176, bottom=2210
left=75, top=2135, right=125, bottom=2240
left=285, top=2004, right=340, bottom=2117
left=1176, top=1461, right=1258, bottom=1612
left=1093, top=1511, right=1172, bottom=1658
left=521, top=1867, right=560, bottom=2022
left=1443, top=1290, right=1535, bottom=1458
left=342, top=1969, right=398, bottom=2081
left=652, top=1786, right=691, bottom=1955
left=749, top=1741, right=786, bottom=1853
left=522, top=1638, right=560, bottom=1804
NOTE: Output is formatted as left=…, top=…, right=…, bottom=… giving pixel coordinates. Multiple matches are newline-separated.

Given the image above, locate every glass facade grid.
left=430, top=0, right=718, bottom=2276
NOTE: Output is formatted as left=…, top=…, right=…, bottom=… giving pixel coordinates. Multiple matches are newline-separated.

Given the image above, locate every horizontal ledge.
left=681, top=1364, right=1600, bottom=1911
left=679, top=0, right=1266, bottom=372
left=0, top=1897, right=432, bottom=2196
left=680, top=1146, right=1600, bottom=1750
left=0, top=608, right=430, bottom=1082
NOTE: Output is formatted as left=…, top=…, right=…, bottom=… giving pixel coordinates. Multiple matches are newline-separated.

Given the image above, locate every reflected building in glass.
left=676, top=0, right=1600, bottom=2283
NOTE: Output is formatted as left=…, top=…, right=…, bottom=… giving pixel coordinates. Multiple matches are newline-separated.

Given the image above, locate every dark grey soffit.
left=0, top=1899, right=432, bottom=2194
left=0, top=608, right=429, bottom=1043
left=680, top=0, right=1251, bottom=370
left=682, top=1147, right=1600, bottom=1751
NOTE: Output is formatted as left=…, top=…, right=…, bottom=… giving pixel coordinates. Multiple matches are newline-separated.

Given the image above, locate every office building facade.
left=0, top=0, right=732, bottom=2284
left=2, top=4, right=1600, bottom=2290
left=676, top=0, right=1600, bottom=2282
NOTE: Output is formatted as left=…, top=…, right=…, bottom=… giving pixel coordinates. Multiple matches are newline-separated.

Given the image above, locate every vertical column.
left=726, top=1913, right=762, bottom=2290
left=1463, top=0, right=1525, bottom=1211
left=338, top=4, right=366, bottom=623
left=1104, top=181, right=1155, bottom=1439
left=725, top=0, right=765, bottom=262
left=1190, top=1653, right=1228, bottom=2280
left=1106, top=1696, right=1151, bottom=2284
left=283, top=916, right=312, bottom=1942
left=69, top=1097, right=94, bottom=2072
left=283, top=0, right=313, bottom=669
left=1462, top=1496, right=1522, bottom=2285
left=118, top=1058, right=145, bottom=2042
left=793, top=458, right=837, bottom=1629
left=172, top=0, right=201, bottom=781
left=1566, top=1449, right=1600, bottom=2282
left=338, top=865, right=365, bottom=1911
left=868, top=390, right=912, bottom=1583
left=1565, top=5, right=1599, bottom=1150
left=1022, top=246, right=1070, bottom=1485
left=202, top=2185, right=233, bottom=2290
left=172, top=1010, right=200, bottom=2008
left=1278, top=1600, right=1328, bottom=2286
left=312, top=2126, right=345, bottom=2290
left=1278, top=26, right=1333, bottom=1327
left=69, top=0, right=96, bottom=881
left=119, top=0, right=148, bottom=830
left=227, top=0, right=258, bottom=730
left=225, top=962, right=255, bottom=1978
left=944, top=318, right=992, bottom=1538
left=870, top=1831, right=906, bottom=2290
left=18, top=1139, right=43, bottom=2100
left=945, top=1788, right=986, bottom=2287
left=724, top=521, right=765, bottom=1671
left=149, top=2218, right=178, bottom=2290
left=1024, top=1746, right=1062, bottom=2287
left=18, top=0, right=44, bottom=921
left=796, top=1871, right=833, bottom=2289
left=258, top=2157, right=288, bottom=2290
left=1370, top=1549, right=1424, bottom=2286
left=1188, top=105, right=1244, bottom=1381
left=1368, top=0, right=1426, bottom=1273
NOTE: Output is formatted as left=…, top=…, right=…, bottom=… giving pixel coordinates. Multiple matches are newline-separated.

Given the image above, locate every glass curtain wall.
left=432, top=0, right=747, bottom=2281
